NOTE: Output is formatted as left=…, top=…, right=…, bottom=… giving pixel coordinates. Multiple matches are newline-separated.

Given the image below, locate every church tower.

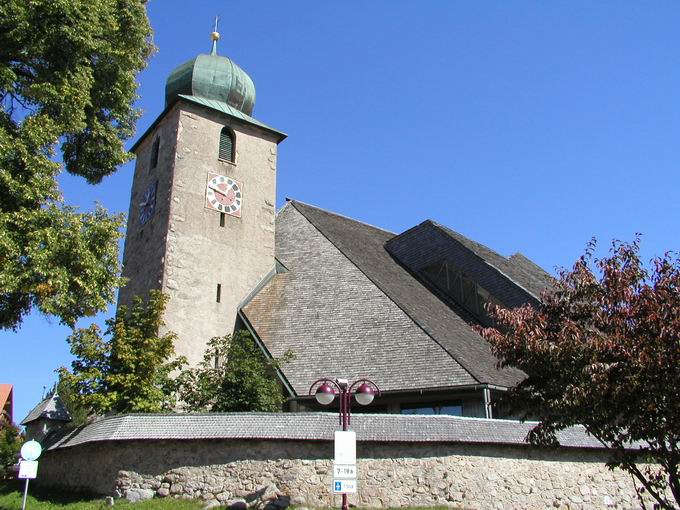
left=118, top=29, right=286, bottom=365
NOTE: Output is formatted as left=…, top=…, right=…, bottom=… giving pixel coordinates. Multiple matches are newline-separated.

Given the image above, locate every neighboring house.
left=116, top=31, right=553, bottom=419
left=0, top=384, right=13, bottom=424
left=20, top=393, right=71, bottom=441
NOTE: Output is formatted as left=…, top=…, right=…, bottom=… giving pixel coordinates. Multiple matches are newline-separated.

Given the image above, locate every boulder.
left=125, top=488, right=154, bottom=502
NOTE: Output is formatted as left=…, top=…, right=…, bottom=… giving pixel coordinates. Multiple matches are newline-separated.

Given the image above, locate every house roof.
left=241, top=201, right=549, bottom=395
left=0, top=384, right=13, bottom=421
left=241, top=202, right=477, bottom=396
left=20, top=393, right=71, bottom=425
left=45, top=412, right=607, bottom=451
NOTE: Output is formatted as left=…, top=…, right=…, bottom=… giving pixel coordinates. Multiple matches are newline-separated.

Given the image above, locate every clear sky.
left=3, top=1, right=679, bottom=423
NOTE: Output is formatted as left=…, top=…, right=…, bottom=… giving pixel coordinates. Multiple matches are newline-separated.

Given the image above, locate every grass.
left=0, top=481, right=203, bottom=510
left=0, top=481, right=463, bottom=510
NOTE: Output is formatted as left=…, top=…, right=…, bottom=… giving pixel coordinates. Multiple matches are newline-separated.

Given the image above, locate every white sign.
left=334, top=431, right=356, bottom=465
left=20, top=440, right=42, bottom=461
left=333, top=464, right=357, bottom=479
left=18, top=460, right=38, bottom=479
left=333, top=479, right=357, bottom=494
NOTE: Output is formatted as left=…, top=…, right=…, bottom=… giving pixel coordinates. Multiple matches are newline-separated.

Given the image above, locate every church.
left=118, top=30, right=553, bottom=420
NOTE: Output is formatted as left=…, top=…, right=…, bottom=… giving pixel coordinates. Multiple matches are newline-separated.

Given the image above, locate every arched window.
left=149, top=136, right=160, bottom=170
left=218, top=127, right=235, bottom=162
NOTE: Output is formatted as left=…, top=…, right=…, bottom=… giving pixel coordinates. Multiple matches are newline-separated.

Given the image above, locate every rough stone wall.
left=38, top=439, right=649, bottom=509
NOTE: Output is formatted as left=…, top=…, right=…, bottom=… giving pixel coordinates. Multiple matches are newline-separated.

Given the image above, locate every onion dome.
left=165, top=28, right=256, bottom=115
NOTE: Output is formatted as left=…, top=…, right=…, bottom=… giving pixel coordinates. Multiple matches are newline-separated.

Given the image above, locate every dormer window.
left=423, top=260, right=500, bottom=326
left=150, top=136, right=160, bottom=170
left=218, top=127, right=235, bottom=162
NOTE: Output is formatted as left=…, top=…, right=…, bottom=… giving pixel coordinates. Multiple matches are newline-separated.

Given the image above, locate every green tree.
left=59, top=291, right=186, bottom=416
left=479, top=239, right=680, bottom=509
left=0, top=0, right=153, bottom=329
left=0, top=415, right=22, bottom=470
left=178, top=331, right=293, bottom=412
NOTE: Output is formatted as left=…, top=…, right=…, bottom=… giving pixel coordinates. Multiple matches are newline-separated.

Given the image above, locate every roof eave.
left=130, top=96, right=287, bottom=154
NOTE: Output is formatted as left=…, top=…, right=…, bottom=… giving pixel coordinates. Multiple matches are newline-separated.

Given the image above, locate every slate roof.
left=45, top=412, right=606, bottom=451
left=241, top=202, right=477, bottom=396
left=21, top=393, right=71, bottom=425
left=242, top=201, right=535, bottom=394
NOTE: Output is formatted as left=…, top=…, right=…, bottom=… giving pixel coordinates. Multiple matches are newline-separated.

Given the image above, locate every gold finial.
left=210, top=16, right=220, bottom=55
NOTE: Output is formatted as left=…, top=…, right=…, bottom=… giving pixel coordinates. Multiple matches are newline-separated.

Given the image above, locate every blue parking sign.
left=333, top=479, right=357, bottom=494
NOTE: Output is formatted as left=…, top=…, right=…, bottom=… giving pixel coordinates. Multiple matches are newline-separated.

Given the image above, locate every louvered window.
left=150, top=136, right=160, bottom=170
left=423, top=260, right=500, bottom=326
left=218, top=127, right=234, bottom=162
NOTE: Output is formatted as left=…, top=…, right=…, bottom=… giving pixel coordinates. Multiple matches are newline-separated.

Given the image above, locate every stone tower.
left=118, top=31, right=286, bottom=365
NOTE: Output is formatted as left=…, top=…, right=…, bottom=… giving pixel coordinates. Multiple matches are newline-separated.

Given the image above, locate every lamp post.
left=309, top=378, right=381, bottom=510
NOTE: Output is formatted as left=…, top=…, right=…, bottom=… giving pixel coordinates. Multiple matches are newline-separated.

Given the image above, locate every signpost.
left=18, top=440, right=42, bottom=510
left=333, top=430, right=357, bottom=495
left=309, top=378, right=380, bottom=510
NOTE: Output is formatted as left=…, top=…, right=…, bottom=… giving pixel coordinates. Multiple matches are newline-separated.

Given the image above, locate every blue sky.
left=3, top=1, right=679, bottom=423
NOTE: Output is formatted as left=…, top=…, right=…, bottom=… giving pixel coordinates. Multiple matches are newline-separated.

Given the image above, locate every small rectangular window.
left=216, top=283, right=221, bottom=303
left=150, top=137, right=160, bottom=170
left=219, top=212, right=225, bottom=227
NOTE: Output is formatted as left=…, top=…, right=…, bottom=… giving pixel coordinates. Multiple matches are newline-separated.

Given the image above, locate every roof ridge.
left=287, top=199, right=396, bottom=235
left=429, top=221, right=509, bottom=262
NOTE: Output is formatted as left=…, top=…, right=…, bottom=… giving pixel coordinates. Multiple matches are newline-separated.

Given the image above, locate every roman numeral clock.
left=205, top=173, right=242, bottom=217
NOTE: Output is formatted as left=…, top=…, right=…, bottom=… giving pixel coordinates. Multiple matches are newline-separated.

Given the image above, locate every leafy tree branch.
left=178, top=331, right=294, bottom=413
left=59, top=291, right=186, bottom=416
left=0, top=0, right=153, bottom=328
left=479, top=238, right=680, bottom=509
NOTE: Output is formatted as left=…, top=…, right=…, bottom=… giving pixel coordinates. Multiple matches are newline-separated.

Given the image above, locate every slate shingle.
left=242, top=204, right=476, bottom=396
left=242, top=201, right=553, bottom=393
left=21, top=393, right=71, bottom=425
left=46, top=412, right=606, bottom=451
left=287, top=202, right=526, bottom=387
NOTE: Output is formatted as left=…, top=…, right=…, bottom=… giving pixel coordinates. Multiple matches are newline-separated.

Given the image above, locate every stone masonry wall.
left=38, top=439, right=649, bottom=509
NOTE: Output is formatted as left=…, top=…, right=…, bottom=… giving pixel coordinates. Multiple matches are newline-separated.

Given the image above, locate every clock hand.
left=208, top=184, right=228, bottom=197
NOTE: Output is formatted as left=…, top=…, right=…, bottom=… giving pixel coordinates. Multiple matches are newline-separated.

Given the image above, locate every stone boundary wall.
left=37, top=438, right=648, bottom=509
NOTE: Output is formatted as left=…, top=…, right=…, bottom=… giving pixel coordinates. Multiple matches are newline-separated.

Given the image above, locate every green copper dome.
left=165, top=52, right=256, bottom=115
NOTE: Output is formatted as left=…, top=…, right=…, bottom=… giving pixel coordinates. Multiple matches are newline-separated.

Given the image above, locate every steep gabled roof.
left=289, top=201, right=527, bottom=387
left=21, top=393, right=71, bottom=425
left=241, top=202, right=477, bottom=396
left=242, top=201, right=539, bottom=395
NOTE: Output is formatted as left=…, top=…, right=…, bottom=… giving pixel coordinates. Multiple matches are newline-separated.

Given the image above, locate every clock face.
left=205, top=173, right=242, bottom=217
left=139, top=181, right=157, bottom=225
